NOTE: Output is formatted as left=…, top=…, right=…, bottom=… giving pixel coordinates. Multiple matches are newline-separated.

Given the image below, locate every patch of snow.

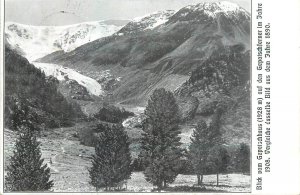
left=145, top=15, right=169, bottom=30
left=33, top=62, right=104, bottom=96
left=131, top=10, right=176, bottom=30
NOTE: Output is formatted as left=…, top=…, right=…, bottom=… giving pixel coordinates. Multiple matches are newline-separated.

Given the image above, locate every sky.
left=5, top=0, right=250, bottom=26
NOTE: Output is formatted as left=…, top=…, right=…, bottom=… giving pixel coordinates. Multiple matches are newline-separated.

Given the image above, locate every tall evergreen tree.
left=89, top=124, right=132, bottom=191
left=140, top=88, right=183, bottom=190
left=207, top=146, right=230, bottom=186
left=208, top=106, right=224, bottom=145
left=188, top=120, right=210, bottom=185
left=206, top=105, right=228, bottom=186
left=235, top=143, right=250, bottom=174
left=5, top=124, right=53, bottom=191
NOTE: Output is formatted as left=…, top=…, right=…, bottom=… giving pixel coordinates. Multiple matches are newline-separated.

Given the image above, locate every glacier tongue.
left=33, top=62, right=105, bottom=96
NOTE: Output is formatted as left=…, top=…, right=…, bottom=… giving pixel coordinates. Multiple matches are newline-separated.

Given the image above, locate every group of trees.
left=188, top=44, right=250, bottom=94
left=189, top=105, right=227, bottom=186
left=88, top=88, right=183, bottom=191
left=88, top=88, right=249, bottom=191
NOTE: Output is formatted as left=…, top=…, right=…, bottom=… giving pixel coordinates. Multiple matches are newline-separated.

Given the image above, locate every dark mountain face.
left=38, top=2, right=250, bottom=106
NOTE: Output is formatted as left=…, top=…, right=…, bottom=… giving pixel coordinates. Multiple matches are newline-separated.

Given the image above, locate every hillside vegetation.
left=5, top=46, right=83, bottom=130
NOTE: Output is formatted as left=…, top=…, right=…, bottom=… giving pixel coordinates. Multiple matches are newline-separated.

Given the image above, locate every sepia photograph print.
left=3, top=0, right=251, bottom=192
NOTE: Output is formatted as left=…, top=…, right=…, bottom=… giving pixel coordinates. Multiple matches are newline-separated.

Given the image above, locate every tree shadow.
left=151, top=185, right=226, bottom=192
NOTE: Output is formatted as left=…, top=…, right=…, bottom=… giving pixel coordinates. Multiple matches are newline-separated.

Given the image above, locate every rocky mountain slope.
left=116, top=10, right=176, bottom=35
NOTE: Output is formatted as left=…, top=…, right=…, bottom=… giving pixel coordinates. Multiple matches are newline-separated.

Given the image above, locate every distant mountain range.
left=37, top=1, right=250, bottom=103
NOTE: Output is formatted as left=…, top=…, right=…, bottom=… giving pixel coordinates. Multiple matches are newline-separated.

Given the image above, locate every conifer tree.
left=208, top=106, right=224, bottom=145
left=5, top=124, right=53, bottom=191
left=9, top=97, right=38, bottom=132
left=207, top=146, right=230, bottom=186
left=188, top=120, right=210, bottom=185
left=89, top=124, right=132, bottom=191
left=140, top=88, right=183, bottom=190
left=188, top=105, right=225, bottom=186
left=206, top=105, right=228, bottom=186
left=235, top=143, right=250, bottom=174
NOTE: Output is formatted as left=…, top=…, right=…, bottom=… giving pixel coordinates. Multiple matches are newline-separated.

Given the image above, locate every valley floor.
left=4, top=125, right=250, bottom=193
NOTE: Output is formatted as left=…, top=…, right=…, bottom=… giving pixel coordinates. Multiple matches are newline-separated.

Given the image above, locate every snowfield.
left=33, top=62, right=104, bottom=96
left=5, top=21, right=124, bottom=61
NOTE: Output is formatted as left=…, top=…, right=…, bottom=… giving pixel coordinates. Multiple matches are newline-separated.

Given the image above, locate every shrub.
left=93, top=105, right=134, bottom=123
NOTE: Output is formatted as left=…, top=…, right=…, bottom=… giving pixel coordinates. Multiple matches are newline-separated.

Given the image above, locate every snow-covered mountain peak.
left=137, top=10, right=176, bottom=30
left=132, top=10, right=176, bottom=23
left=182, top=1, right=249, bottom=18
left=215, top=1, right=241, bottom=12
left=116, top=10, right=176, bottom=35
left=193, top=1, right=241, bottom=12
left=5, top=21, right=127, bottom=61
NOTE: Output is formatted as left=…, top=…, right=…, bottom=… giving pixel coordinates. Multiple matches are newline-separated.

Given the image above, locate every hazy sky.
left=5, top=0, right=250, bottom=26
